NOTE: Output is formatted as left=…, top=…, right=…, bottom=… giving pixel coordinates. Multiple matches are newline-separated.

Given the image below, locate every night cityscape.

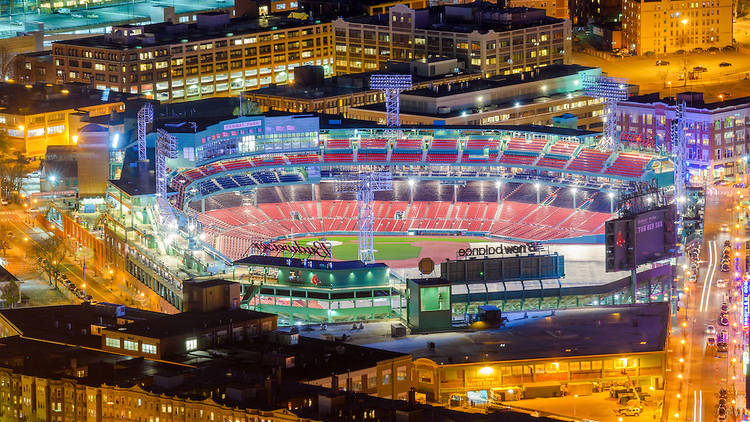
left=0, top=0, right=743, bottom=419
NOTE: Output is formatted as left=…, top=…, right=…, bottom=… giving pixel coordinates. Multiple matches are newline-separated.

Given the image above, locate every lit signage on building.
left=743, top=276, right=749, bottom=329
left=252, top=240, right=332, bottom=259
left=457, top=242, right=543, bottom=258
left=223, top=120, right=262, bottom=131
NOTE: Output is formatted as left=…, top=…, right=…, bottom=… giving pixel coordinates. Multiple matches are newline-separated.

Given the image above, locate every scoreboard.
left=605, top=205, right=677, bottom=272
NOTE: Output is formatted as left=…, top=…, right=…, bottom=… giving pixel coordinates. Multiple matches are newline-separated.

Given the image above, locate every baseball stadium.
left=92, top=110, right=677, bottom=324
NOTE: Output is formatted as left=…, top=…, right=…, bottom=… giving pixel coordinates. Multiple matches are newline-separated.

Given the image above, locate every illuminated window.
left=105, top=337, right=120, bottom=348
left=123, top=340, right=138, bottom=351
left=186, top=338, right=198, bottom=351
left=142, top=343, right=157, bottom=354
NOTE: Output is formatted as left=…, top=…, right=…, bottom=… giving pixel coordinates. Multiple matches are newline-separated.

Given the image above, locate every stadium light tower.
left=582, top=75, right=629, bottom=151
left=336, top=171, right=393, bottom=263
left=137, top=103, right=153, bottom=162
left=370, top=74, right=412, bottom=127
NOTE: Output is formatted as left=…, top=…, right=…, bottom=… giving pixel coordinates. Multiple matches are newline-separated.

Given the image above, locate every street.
left=670, top=186, right=747, bottom=422
left=0, top=203, right=151, bottom=309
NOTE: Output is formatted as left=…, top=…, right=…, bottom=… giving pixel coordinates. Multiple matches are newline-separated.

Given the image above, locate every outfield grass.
left=299, top=235, right=476, bottom=260
left=331, top=242, right=422, bottom=260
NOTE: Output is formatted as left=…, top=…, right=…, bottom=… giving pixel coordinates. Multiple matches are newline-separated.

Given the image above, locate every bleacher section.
left=566, top=148, right=611, bottom=173
left=199, top=197, right=613, bottom=260
left=604, top=152, right=652, bottom=178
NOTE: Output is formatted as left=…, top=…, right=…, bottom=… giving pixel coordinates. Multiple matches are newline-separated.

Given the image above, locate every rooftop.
left=0, top=303, right=164, bottom=348
left=0, top=82, right=132, bottom=115
left=244, top=67, right=479, bottom=100
left=625, top=91, right=750, bottom=111
left=405, top=65, right=595, bottom=98
left=342, top=2, right=564, bottom=33
left=56, top=12, right=323, bottom=50
left=299, top=303, right=669, bottom=363
left=110, top=147, right=157, bottom=197
left=0, top=0, right=232, bottom=38
left=107, top=308, right=276, bottom=338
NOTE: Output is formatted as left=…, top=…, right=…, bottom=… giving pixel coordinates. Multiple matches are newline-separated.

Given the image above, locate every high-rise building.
left=52, top=12, right=333, bottom=102
left=332, top=3, right=571, bottom=77
left=622, top=0, right=732, bottom=55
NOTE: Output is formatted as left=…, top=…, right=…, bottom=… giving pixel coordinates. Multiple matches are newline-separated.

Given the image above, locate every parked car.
left=693, top=65, right=708, bottom=72
left=719, top=315, right=729, bottom=326
left=655, top=60, right=670, bottom=66
left=618, top=407, right=642, bottom=416
left=706, top=325, right=717, bottom=335
left=719, top=62, right=732, bottom=67
left=721, top=224, right=729, bottom=232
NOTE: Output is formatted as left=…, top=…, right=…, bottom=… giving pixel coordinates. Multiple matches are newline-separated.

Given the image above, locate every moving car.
left=707, top=336, right=716, bottom=347
left=720, top=263, right=730, bottom=272
left=716, top=279, right=728, bottom=288
left=693, top=65, right=708, bottom=72
left=706, top=325, right=717, bottom=335
left=721, top=224, right=729, bottom=232
left=719, top=62, right=732, bottom=67
left=655, top=60, right=670, bottom=66
left=719, top=315, right=729, bottom=326
left=718, top=406, right=727, bottom=422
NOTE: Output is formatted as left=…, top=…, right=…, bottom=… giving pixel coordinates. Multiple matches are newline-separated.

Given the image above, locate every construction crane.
left=137, top=103, right=153, bottom=162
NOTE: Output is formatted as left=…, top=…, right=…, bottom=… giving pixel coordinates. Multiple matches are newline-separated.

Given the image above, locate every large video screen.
left=634, top=207, right=674, bottom=265
left=605, top=205, right=676, bottom=272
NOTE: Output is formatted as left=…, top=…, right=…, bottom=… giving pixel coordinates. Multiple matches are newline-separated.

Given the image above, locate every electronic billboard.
left=605, top=205, right=677, bottom=272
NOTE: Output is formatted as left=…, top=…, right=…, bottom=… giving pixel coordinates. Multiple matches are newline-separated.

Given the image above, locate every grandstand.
left=154, top=115, right=668, bottom=263
left=196, top=181, right=616, bottom=261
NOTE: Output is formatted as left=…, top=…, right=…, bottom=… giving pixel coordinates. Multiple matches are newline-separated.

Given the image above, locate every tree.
left=0, top=132, right=31, bottom=201
left=0, top=224, right=11, bottom=254
left=0, top=280, right=20, bottom=308
left=30, top=236, right=68, bottom=288
left=233, top=99, right=261, bottom=116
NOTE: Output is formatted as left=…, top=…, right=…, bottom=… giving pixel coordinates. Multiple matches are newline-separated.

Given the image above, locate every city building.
left=0, top=82, right=129, bottom=157
left=11, top=50, right=56, bottom=84
left=347, top=64, right=608, bottom=129
left=507, top=0, right=569, bottom=19
left=622, top=0, right=732, bottom=55
left=616, top=91, right=750, bottom=182
left=100, top=307, right=278, bottom=359
left=303, top=302, right=669, bottom=405
left=52, top=12, right=333, bottom=102
left=332, top=3, right=571, bottom=77
left=0, top=300, right=426, bottom=417
left=244, top=59, right=482, bottom=116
